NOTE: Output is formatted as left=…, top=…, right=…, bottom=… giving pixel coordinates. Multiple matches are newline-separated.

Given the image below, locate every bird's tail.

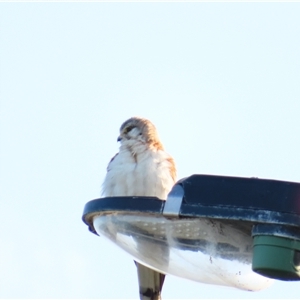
left=135, top=262, right=165, bottom=300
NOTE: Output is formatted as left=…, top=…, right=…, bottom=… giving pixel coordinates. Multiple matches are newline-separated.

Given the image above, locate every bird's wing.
left=106, top=153, right=118, bottom=172
left=166, top=156, right=177, bottom=183
left=135, top=262, right=165, bottom=300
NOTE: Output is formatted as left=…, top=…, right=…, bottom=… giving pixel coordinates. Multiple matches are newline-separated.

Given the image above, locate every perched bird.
left=102, top=117, right=176, bottom=300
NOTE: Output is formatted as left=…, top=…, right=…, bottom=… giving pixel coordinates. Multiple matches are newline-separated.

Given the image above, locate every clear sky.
left=1, top=2, right=300, bottom=299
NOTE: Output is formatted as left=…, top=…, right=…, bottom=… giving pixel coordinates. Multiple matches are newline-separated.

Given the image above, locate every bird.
left=102, top=117, right=176, bottom=300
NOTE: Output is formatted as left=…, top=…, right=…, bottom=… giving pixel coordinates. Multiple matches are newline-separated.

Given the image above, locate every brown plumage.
left=102, top=117, right=177, bottom=299
left=102, top=116, right=176, bottom=199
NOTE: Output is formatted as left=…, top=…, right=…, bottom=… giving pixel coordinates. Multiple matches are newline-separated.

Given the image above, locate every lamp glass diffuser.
left=93, top=213, right=273, bottom=291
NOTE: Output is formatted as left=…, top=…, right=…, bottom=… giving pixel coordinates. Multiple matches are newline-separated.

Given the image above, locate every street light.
left=82, top=175, right=300, bottom=297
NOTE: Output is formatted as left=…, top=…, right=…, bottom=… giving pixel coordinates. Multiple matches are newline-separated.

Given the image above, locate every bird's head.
left=117, top=117, right=164, bottom=150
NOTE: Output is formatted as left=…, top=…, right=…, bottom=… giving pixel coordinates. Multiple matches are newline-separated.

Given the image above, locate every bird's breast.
left=102, top=150, right=174, bottom=200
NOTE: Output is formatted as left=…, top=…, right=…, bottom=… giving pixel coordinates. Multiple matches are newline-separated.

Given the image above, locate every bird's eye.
left=125, top=126, right=134, bottom=133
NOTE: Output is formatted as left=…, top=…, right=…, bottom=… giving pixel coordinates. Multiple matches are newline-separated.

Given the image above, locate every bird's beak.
left=117, top=136, right=122, bottom=142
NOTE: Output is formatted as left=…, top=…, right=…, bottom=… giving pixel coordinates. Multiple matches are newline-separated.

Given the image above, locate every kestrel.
left=102, top=117, right=176, bottom=300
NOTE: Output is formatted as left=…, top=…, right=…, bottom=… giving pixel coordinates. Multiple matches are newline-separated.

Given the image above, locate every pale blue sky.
left=1, top=2, right=300, bottom=299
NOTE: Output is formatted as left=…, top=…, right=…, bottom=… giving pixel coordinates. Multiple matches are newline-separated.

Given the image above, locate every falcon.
left=102, top=117, right=176, bottom=300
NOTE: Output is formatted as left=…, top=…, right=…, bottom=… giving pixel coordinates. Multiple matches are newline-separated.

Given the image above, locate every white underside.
left=102, top=147, right=175, bottom=200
